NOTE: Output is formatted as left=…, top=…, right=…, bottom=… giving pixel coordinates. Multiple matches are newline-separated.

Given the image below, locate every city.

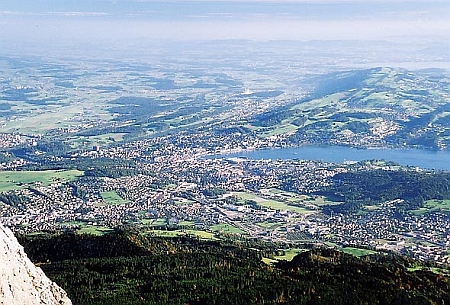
left=1, top=124, right=449, bottom=265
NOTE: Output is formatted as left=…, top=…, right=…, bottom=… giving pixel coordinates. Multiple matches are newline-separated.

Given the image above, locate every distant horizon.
left=1, top=0, right=449, bottom=43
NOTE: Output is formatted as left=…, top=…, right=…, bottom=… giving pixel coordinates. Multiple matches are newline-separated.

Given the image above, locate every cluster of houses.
left=0, top=121, right=448, bottom=265
left=1, top=140, right=449, bottom=265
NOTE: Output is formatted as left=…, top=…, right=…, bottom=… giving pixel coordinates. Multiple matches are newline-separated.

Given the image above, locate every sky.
left=0, top=0, right=449, bottom=45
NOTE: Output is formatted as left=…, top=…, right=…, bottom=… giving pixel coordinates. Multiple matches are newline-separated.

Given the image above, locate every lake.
left=216, top=146, right=450, bottom=171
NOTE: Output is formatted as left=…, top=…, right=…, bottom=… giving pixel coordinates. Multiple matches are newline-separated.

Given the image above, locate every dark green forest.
left=313, top=169, right=450, bottom=214
left=19, top=230, right=450, bottom=305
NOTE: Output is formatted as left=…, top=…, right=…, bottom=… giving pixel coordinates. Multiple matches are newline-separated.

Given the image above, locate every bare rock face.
left=0, top=224, right=72, bottom=305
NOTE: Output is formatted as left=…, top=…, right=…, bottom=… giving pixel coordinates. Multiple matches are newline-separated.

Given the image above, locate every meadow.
left=233, top=191, right=314, bottom=214
left=411, top=199, right=450, bottom=215
left=99, top=190, right=129, bottom=206
left=0, top=169, right=83, bottom=192
left=210, top=223, right=245, bottom=234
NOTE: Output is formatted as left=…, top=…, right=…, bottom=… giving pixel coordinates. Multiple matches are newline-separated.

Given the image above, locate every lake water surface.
left=218, top=146, right=450, bottom=171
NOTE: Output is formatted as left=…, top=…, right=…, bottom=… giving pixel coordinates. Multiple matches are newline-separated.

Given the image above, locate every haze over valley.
left=1, top=1, right=450, bottom=304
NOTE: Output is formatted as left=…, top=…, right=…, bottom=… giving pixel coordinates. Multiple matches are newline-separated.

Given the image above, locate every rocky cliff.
left=0, top=224, right=72, bottom=305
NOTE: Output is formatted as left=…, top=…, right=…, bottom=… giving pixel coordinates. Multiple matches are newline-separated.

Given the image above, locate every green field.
left=407, top=265, right=450, bottom=275
left=99, top=190, right=128, bottom=206
left=274, top=248, right=308, bottom=261
left=142, top=218, right=167, bottom=227
left=178, top=221, right=195, bottom=227
left=69, top=133, right=127, bottom=148
left=3, top=102, right=112, bottom=134
left=185, top=230, right=217, bottom=240
left=431, top=267, right=450, bottom=275
left=233, top=191, right=314, bottom=214
left=262, top=248, right=308, bottom=265
left=309, top=196, right=341, bottom=206
left=424, top=199, right=450, bottom=211
left=76, top=225, right=114, bottom=236
left=146, top=229, right=218, bottom=240
left=211, top=223, right=245, bottom=234
left=234, top=191, right=258, bottom=201
left=411, top=199, right=450, bottom=215
left=0, top=169, right=84, bottom=192
left=263, top=189, right=339, bottom=209
left=256, top=221, right=284, bottom=230
left=261, top=124, right=298, bottom=137
left=146, top=230, right=185, bottom=238
left=410, top=207, right=429, bottom=216
left=265, top=188, right=307, bottom=202
left=262, top=257, right=278, bottom=265
left=363, top=205, right=380, bottom=211
left=341, top=247, right=377, bottom=257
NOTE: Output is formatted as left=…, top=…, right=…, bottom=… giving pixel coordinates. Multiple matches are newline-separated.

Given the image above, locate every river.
left=215, top=146, right=450, bottom=171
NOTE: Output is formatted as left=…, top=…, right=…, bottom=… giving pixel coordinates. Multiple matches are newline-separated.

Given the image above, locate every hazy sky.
left=1, top=0, right=449, bottom=43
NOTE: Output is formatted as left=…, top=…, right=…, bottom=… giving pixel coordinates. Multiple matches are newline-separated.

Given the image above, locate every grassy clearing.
left=256, top=221, right=276, bottom=228
left=323, top=241, right=339, bottom=248
left=274, top=248, right=308, bottom=261
left=256, top=221, right=284, bottom=230
left=411, top=199, right=450, bottom=215
left=292, top=195, right=342, bottom=207
left=261, top=124, right=298, bottom=137
left=267, top=188, right=294, bottom=195
left=146, top=230, right=185, bottom=238
left=146, top=229, right=218, bottom=240
left=266, top=189, right=306, bottom=201
left=407, top=266, right=450, bottom=275
left=262, top=257, right=278, bottom=265
left=265, top=189, right=339, bottom=208
left=211, top=223, right=245, bottom=234
left=410, top=208, right=429, bottom=216
left=431, top=267, right=450, bottom=275
left=291, top=92, right=348, bottom=111
left=341, top=247, right=377, bottom=257
left=310, top=196, right=340, bottom=206
left=363, top=205, right=380, bottom=211
left=69, top=133, right=127, bottom=148
left=185, top=230, right=217, bottom=240
left=99, top=191, right=128, bottom=206
left=233, top=191, right=314, bottom=214
left=234, top=192, right=258, bottom=201
left=257, top=199, right=312, bottom=214
left=262, top=248, right=308, bottom=265
left=3, top=97, right=113, bottom=134
left=4, top=110, right=73, bottom=134
left=143, top=218, right=167, bottom=227
left=178, top=221, right=195, bottom=227
left=263, top=242, right=386, bottom=264
left=76, top=225, right=113, bottom=236
left=0, top=169, right=83, bottom=192
left=424, top=199, right=450, bottom=211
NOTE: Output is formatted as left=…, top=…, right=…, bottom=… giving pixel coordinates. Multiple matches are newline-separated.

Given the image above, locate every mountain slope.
left=19, top=231, right=450, bottom=305
left=251, top=68, right=450, bottom=149
left=0, top=224, right=72, bottom=305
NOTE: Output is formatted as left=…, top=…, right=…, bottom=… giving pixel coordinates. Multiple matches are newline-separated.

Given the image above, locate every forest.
left=19, top=230, right=450, bottom=305
left=312, top=169, right=450, bottom=214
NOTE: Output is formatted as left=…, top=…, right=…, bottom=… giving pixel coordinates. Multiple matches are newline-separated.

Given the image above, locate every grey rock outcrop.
left=0, top=224, right=72, bottom=305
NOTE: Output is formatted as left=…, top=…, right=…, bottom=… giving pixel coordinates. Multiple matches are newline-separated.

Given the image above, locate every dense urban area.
left=2, top=119, right=450, bottom=265
left=1, top=54, right=450, bottom=268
